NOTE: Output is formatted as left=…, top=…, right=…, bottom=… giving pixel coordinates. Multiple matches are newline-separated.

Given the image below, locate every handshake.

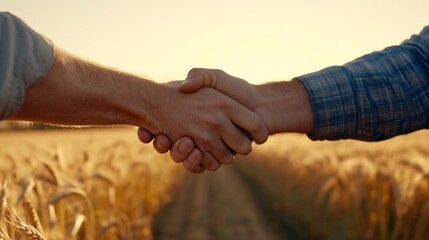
left=6, top=12, right=428, bottom=175
left=136, top=68, right=315, bottom=173
left=10, top=45, right=314, bottom=173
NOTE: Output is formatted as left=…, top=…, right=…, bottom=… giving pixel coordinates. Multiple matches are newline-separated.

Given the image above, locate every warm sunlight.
left=2, top=0, right=428, bottom=83
left=1, top=2, right=429, bottom=239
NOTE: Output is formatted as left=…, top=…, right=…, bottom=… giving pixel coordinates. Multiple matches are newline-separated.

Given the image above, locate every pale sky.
left=2, top=0, right=428, bottom=83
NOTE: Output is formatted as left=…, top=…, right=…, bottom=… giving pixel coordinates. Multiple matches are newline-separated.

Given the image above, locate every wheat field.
left=1, top=127, right=428, bottom=240
left=236, top=130, right=429, bottom=240
left=0, top=128, right=182, bottom=240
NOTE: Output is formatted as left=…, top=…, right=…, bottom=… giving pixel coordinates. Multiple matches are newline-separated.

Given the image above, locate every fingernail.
left=179, top=139, right=190, bottom=153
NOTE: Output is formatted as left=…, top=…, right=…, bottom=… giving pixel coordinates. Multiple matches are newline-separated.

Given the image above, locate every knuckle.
left=215, top=99, right=231, bottom=110
left=188, top=67, right=199, bottom=74
left=188, top=68, right=202, bottom=77
left=201, top=114, right=224, bottom=131
left=197, top=135, right=212, bottom=149
left=207, top=117, right=223, bottom=130
left=249, top=114, right=263, bottom=133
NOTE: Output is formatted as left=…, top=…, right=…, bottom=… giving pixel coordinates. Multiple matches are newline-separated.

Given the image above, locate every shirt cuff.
left=298, top=66, right=359, bottom=141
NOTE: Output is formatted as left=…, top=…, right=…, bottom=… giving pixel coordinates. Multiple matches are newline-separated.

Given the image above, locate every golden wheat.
left=22, top=197, right=43, bottom=234
left=247, top=130, right=429, bottom=239
left=7, top=207, right=45, bottom=240
left=0, top=128, right=182, bottom=240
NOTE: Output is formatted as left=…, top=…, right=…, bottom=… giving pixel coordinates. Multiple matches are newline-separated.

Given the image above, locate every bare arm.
left=11, top=47, right=159, bottom=127
left=2, top=12, right=269, bottom=172
left=11, top=50, right=269, bottom=171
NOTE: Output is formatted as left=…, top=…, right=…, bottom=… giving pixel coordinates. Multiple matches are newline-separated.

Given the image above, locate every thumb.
left=180, top=68, right=256, bottom=108
left=179, top=76, right=205, bottom=93
left=180, top=68, right=217, bottom=93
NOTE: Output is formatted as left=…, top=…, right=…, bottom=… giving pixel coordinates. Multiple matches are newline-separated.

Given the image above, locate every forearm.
left=253, top=79, right=314, bottom=135
left=11, top=47, right=159, bottom=128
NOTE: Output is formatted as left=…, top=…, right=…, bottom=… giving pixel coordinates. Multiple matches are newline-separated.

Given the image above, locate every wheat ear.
left=7, top=207, right=45, bottom=240
left=22, top=197, right=43, bottom=234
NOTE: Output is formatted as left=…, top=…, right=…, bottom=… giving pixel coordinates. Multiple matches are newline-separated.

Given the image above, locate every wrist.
left=253, top=79, right=314, bottom=135
left=116, top=78, right=168, bottom=131
left=69, top=55, right=162, bottom=129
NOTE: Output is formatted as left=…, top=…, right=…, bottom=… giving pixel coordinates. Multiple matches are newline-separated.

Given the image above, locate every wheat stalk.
left=96, top=220, right=119, bottom=239
left=42, top=162, right=61, bottom=186
left=7, top=207, right=45, bottom=240
left=0, top=221, right=11, bottom=240
left=22, top=197, right=43, bottom=234
left=0, top=182, right=7, bottom=221
left=16, top=178, right=34, bottom=204
left=48, top=187, right=95, bottom=238
left=67, top=213, right=86, bottom=239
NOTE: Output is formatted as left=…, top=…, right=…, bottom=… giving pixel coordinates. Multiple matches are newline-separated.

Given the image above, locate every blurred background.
left=2, top=0, right=428, bottom=83
left=1, top=1, right=429, bottom=240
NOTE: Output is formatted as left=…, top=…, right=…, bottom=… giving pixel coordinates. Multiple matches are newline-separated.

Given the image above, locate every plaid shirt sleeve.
left=298, top=26, right=429, bottom=141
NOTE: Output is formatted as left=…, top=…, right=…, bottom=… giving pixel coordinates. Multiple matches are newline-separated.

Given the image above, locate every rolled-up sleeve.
left=0, top=12, right=54, bottom=120
left=299, top=26, right=429, bottom=141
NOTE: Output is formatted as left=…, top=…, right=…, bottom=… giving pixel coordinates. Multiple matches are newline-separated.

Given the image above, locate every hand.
left=138, top=130, right=203, bottom=172
left=139, top=80, right=268, bottom=172
left=139, top=68, right=266, bottom=173
left=139, top=68, right=314, bottom=173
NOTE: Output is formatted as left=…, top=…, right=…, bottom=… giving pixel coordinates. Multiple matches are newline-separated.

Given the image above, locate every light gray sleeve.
left=0, top=12, right=54, bottom=120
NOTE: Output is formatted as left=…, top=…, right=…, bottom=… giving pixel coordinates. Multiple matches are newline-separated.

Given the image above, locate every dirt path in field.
left=153, top=167, right=283, bottom=240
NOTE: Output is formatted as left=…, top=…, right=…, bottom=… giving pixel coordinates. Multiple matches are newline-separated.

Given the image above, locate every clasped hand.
left=138, top=68, right=267, bottom=173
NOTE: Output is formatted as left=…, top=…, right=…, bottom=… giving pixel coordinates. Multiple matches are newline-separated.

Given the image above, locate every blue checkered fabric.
left=299, top=26, right=429, bottom=141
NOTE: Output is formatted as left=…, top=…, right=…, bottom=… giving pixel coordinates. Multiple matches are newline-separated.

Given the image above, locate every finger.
left=227, top=102, right=269, bottom=144
left=169, top=137, right=195, bottom=163
left=221, top=123, right=253, bottom=156
left=182, top=148, right=204, bottom=173
left=196, top=134, right=235, bottom=165
left=137, top=128, right=154, bottom=144
left=181, top=68, right=251, bottom=102
left=153, top=135, right=171, bottom=154
left=200, top=151, right=221, bottom=171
